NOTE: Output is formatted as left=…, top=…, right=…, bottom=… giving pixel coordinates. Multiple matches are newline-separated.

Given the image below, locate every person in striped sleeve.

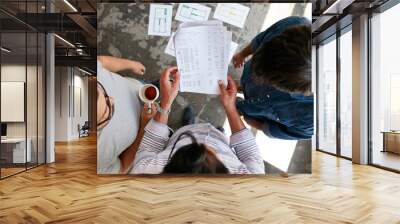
left=132, top=67, right=265, bottom=175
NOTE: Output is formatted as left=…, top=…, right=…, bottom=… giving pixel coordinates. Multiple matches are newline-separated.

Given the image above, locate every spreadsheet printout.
left=174, top=24, right=232, bottom=94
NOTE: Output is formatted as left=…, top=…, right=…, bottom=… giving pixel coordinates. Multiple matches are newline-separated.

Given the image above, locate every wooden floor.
left=372, top=150, right=400, bottom=171
left=0, top=136, right=400, bottom=224
left=1, top=167, right=26, bottom=178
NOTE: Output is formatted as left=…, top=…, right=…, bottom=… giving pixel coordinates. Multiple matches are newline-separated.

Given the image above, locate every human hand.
left=140, top=103, right=157, bottom=127
left=218, top=75, right=238, bottom=112
left=159, top=66, right=180, bottom=110
left=232, top=52, right=245, bottom=68
left=131, top=61, right=146, bottom=75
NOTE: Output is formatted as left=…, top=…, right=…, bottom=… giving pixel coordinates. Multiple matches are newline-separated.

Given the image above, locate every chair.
left=78, top=121, right=90, bottom=138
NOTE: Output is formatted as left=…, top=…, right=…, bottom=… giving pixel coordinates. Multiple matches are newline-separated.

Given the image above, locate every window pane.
left=1, top=31, right=28, bottom=177
left=318, top=37, right=337, bottom=154
left=0, top=0, right=46, bottom=179
left=371, top=3, right=400, bottom=171
left=340, top=29, right=352, bottom=158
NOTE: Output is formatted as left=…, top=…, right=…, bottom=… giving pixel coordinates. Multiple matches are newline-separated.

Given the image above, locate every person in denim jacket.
left=232, top=16, right=313, bottom=140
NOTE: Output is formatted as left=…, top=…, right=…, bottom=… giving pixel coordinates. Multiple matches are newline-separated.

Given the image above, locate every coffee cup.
left=139, top=84, right=159, bottom=113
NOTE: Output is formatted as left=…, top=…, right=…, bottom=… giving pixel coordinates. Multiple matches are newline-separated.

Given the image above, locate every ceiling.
left=311, top=0, right=391, bottom=43
left=0, top=0, right=97, bottom=73
left=2, top=0, right=394, bottom=73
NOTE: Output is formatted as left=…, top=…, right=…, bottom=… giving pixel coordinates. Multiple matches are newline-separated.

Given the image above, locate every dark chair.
left=78, top=121, right=90, bottom=138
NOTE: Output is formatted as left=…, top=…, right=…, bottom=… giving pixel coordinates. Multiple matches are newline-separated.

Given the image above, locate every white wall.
left=54, top=67, right=89, bottom=141
left=1, top=65, right=38, bottom=138
left=72, top=73, right=89, bottom=138
left=55, top=66, right=69, bottom=141
left=1, top=65, right=26, bottom=135
left=1, top=64, right=46, bottom=164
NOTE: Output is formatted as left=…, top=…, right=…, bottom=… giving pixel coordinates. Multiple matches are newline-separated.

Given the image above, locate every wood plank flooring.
left=0, top=135, right=400, bottom=224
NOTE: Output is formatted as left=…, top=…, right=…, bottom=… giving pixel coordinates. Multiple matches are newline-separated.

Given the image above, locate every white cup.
left=139, top=84, right=159, bottom=113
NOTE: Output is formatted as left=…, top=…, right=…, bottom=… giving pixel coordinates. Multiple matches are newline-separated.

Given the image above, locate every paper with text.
left=179, top=20, right=223, bottom=28
left=213, top=3, right=250, bottom=28
left=174, top=22, right=232, bottom=94
left=164, top=32, right=176, bottom=56
left=148, top=4, right=173, bottom=36
left=175, top=3, right=211, bottom=22
left=229, top=41, right=238, bottom=61
left=166, top=21, right=224, bottom=57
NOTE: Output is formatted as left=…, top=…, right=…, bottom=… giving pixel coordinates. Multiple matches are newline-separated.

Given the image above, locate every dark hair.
left=252, top=24, right=312, bottom=95
left=163, top=132, right=229, bottom=174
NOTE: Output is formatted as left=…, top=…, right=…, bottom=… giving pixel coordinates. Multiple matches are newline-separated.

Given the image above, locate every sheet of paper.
left=164, top=32, right=176, bottom=56
left=175, top=3, right=211, bottom=22
left=229, top=41, right=238, bottom=61
left=225, top=33, right=232, bottom=69
left=179, top=20, right=223, bottom=28
left=223, top=32, right=232, bottom=83
left=174, top=24, right=232, bottom=94
left=148, top=4, right=173, bottom=36
left=166, top=21, right=225, bottom=58
left=213, top=3, right=250, bottom=28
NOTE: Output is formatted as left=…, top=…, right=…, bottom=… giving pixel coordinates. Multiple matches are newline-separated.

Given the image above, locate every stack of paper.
left=173, top=21, right=232, bottom=95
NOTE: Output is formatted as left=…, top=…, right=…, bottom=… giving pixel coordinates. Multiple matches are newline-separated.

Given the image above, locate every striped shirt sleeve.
left=230, top=128, right=265, bottom=174
left=133, top=119, right=170, bottom=171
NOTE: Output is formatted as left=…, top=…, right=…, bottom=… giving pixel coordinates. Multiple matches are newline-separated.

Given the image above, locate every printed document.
left=148, top=4, right=173, bottom=36
left=229, top=41, right=238, bottom=61
left=213, top=3, right=250, bottom=28
left=175, top=3, right=211, bottom=22
left=164, top=32, right=176, bottom=56
left=174, top=21, right=232, bottom=94
left=166, top=21, right=224, bottom=57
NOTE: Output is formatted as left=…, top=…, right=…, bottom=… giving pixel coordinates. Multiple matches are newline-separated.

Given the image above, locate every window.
left=0, top=2, right=46, bottom=179
left=317, top=36, right=337, bottom=154
left=339, top=27, right=352, bottom=158
left=1, top=30, right=28, bottom=178
left=370, top=2, right=400, bottom=171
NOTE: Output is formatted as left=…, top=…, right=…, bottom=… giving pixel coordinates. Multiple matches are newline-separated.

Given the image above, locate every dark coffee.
left=144, top=86, right=157, bottom=100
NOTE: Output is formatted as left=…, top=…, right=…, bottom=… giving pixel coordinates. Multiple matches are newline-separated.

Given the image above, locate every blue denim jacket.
left=236, top=16, right=314, bottom=140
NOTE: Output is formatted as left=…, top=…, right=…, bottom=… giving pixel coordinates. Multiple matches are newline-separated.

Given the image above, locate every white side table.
left=1, top=138, right=32, bottom=163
